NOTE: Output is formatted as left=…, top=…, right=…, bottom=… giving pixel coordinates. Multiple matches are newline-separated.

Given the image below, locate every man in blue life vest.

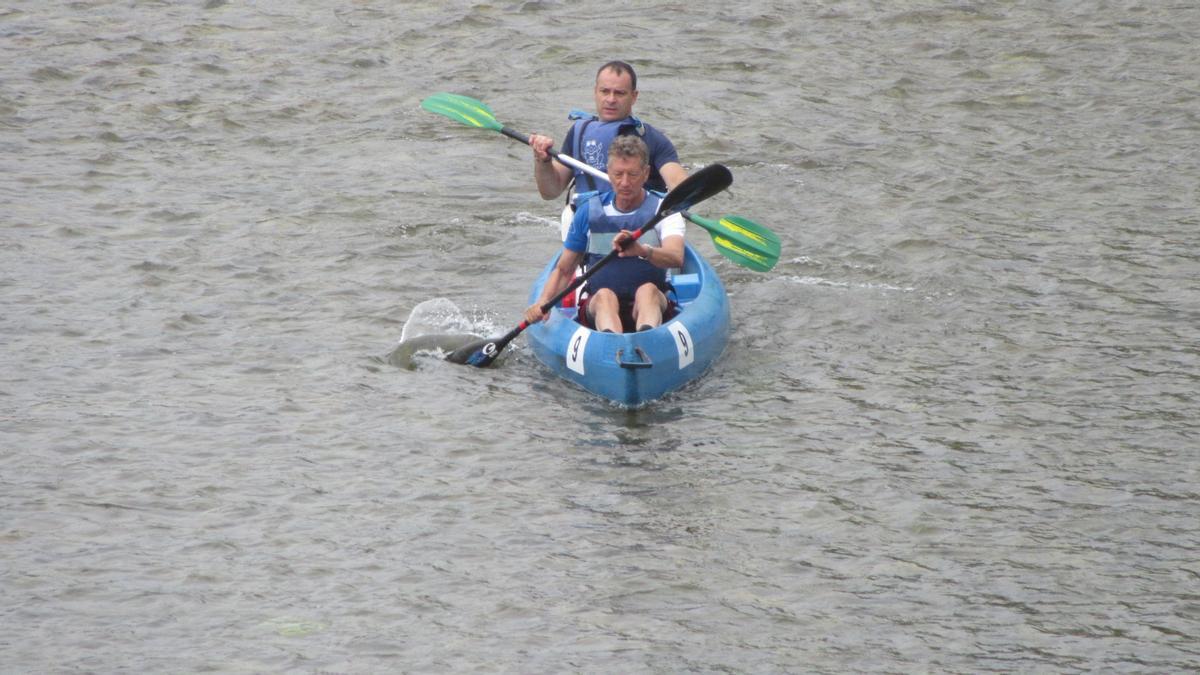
left=528, top=60, right=687, bottom=238
left=524, top=135, right=685, bottom=334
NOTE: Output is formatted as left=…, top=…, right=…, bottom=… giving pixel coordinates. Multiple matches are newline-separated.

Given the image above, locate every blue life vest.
left=567, top=109, right=647, bottom=193
left=582, top=190, right=666, bottom=300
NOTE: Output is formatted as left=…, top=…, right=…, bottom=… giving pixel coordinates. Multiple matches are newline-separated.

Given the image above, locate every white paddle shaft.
left=552, top=151, right=611, bottom=184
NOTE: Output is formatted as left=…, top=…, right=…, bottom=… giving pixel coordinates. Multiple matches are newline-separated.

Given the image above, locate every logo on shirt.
left=583, top=139, right=605, bottom=170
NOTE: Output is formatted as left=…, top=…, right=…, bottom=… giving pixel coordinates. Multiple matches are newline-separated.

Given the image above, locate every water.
left=3, top=1, right=1198, bottom=672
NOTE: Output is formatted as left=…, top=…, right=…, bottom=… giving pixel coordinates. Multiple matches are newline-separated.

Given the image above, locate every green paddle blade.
left=420, top=92, right=504, bottom=132
left=685, top=213, right=781, bottom=272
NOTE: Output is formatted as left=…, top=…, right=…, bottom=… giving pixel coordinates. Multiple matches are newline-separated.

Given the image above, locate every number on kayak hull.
left=567, top=326, right=590, bottom=375
left=668, top=321, right=695, bottom=369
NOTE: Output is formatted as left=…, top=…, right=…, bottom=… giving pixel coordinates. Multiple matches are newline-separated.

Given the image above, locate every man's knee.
left=635, top=283, right=665, bottom=306
left=591, top=288, right=619, bottom=307
left=587, top=288, right=618, bottom=322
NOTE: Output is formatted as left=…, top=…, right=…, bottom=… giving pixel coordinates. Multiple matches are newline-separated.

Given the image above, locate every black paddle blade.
left=445, top=324, right=524, bottom=367
left=659, top=163, right=733, bottom=215
left=445, top=338, right=501, bottom=367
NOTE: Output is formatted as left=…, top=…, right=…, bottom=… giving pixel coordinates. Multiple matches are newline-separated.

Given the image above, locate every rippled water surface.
left=3, top=2, right=1198, bottom=672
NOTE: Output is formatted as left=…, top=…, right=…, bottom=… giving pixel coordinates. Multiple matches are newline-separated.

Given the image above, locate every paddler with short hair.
left=528, top=60, right=688, bottom=237
left=525, top=135, right=685, bottom=334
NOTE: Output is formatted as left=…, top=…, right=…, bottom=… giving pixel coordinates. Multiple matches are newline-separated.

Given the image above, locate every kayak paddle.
left=421, top=92, right=555, bottom=157
left=421, top=92, right=781, bottom=271
left=682, top=212, right=780, bottom=272
left=445, top=163, right=734, bottom=368
left=535, top=151, right=780, bottom=271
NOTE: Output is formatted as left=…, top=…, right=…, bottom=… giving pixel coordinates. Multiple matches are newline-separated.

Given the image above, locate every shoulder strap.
left=619, top=115, right=646, bottom=137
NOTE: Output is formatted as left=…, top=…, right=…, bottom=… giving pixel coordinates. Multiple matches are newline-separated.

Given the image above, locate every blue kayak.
left=526, top=243, right=730, bottom=408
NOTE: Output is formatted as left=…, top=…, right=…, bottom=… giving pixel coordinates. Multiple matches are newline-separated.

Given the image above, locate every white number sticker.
left=668, top=321, right=694, bottom=369
left=566, top=326, right=591, bottom=375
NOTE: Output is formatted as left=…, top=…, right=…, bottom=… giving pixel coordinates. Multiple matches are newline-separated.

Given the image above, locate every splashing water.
left=399, top=297, right=482, bottom=343
left=389, top=298, right=489, bottom=369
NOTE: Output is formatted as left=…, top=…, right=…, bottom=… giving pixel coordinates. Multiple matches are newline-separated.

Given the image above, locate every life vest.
left=567, top=109, right=646, bottom=193
left=581, top=190, right=666, bottom=299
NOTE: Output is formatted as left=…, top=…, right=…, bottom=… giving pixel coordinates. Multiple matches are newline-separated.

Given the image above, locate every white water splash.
left=400, top=297, right=482, bottom=343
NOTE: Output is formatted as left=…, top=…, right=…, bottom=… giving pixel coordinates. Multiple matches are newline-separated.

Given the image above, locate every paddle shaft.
left=552, top=211, right=663, bottom=303
left=451, top=209, right=665, bottom=364
left=493, top=113, right=779, bottom=272
left=547, top=144, right=611, bottom=183
left=456, top=208, right=665, bottom=362
left=511, top=130, right=743, bottom=244
left=512, top=136, right=757, bottom=247
left=495, top=118, right=773, bottom=256
left=542, top=151, right=734, bottom=237
left=496, top=123, right=612, bottom=182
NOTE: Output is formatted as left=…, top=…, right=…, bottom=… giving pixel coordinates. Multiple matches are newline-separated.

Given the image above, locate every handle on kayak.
left=616, top=347, right=653, bottom=370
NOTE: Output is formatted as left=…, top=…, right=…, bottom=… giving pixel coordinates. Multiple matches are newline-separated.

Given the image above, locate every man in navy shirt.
left=528, top=61, right=687, bottom=236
